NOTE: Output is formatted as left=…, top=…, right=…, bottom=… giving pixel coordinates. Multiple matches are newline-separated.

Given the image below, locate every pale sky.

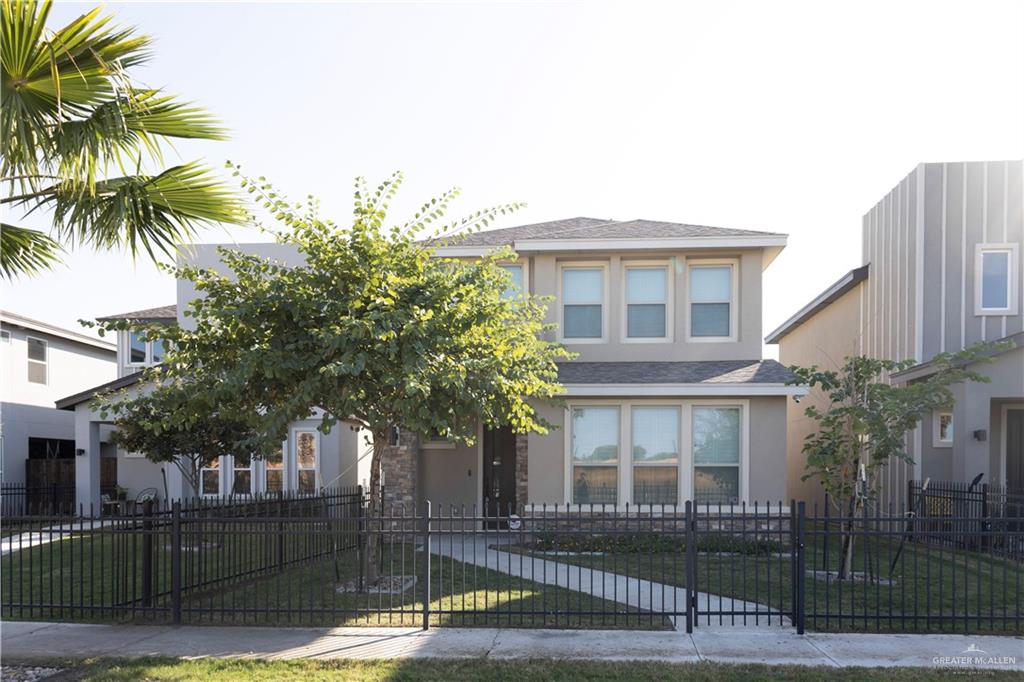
left=3, top=0, right=1023, bottom=360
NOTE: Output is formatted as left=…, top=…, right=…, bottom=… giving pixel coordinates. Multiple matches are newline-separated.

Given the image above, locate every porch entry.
left=1008, top=408, right=1023, bottom=491
left=482, top=425, right=516, bottom=517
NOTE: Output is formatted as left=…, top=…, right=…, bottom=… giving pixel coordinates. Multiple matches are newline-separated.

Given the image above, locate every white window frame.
left=691, top=403, right=748, bottom=506
left=228, top=455, right=253, bottom=497
left=292, top=428, right=321, bottom=493
left=557, top=261, right=609, bottom=344
left=974, top=243, right=1019, bottom=316
left=685, top=258, right=739, bottom=343
left=630, top=405, right=681, bottom=505
left=25, top=335, right=48, bottom=385
left=123, top=330, right=165, bottom=367
left=622, top=260, right=674, bottom=343
left=932, top=410, right=954, bottom=448
left=561, top=399, right=750, bottom=510
left=498, top=259, right=529, bottom=299
left=259, top=441, right=288, bottom=494
left=565, top=404, right=622, bottom=505
left=200, top=456, right=224, bottom=497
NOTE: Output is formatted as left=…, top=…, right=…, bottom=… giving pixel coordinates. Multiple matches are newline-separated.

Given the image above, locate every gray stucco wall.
left=419, top=441, right=478, bottom=510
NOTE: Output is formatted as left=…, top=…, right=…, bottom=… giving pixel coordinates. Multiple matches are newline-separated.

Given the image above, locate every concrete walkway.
left=429, top=534, right=786, bottom=629
left=2, top=621, right=1021, bottom=670
left=0, top=520, right=112, bottom=557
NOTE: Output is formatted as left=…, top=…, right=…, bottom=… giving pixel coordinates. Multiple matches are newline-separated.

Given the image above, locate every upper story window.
left=561, top=265, right=606, bottom=341
left=26, top=336, right=47, bottom=384
left=499, top=264, right=524, bottom=299
left=126, top=331, right=165, bottom=367
left=975, top=244, right=1019, bottom=315
left=688, top=261, right=736, bottom=341
left=625, top=265, right=671, bottom=341
left=1, top=330, right=10, bottom=343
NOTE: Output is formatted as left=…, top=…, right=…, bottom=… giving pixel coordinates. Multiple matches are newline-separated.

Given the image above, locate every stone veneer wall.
left=515, top=432, right=529, bottom=510
left=381, top=429, right=418, bottom=511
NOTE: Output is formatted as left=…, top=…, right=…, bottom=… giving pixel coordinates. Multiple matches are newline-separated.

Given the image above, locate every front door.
left=482, top=426, right=517, bottom=518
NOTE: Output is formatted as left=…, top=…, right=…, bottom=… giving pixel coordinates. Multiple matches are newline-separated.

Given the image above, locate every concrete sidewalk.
left=2, top=621, right=1021, bottom=670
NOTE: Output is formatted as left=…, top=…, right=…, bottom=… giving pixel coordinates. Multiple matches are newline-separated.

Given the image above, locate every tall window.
left=296, top=431, right=319, bottom=493
left=265, top=446, right=284, bottom=493
left=933, top=411, right=954, bottom=447
left=150, top=338, right=166, bottom=363
left=26, top=336, right=47, bottom=384
left=570, top=407, right=618, bottom=504
left=632, top=406, right=679, bottom=504
left=689, top=264, right=733, bottom=339
left=562, top=267, right=604, bottom=339
left=976, top=245, right=1018, bottom=314
left=231, top=457, right=252, bottom=496
left=499, top=264, right=524, bottom=299
left=693, top=407, right=741, bottom=504
left=626, top=266, right=668, bottom=339
left=200, top=457, right=221, bottom=496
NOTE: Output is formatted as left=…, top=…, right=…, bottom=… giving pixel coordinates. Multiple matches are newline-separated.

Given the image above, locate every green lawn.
left=0, top=527, right=668, bottom=629
left=8, top=657, right=1019, bottom=681
left=507, top=529, right=1023, bottom=634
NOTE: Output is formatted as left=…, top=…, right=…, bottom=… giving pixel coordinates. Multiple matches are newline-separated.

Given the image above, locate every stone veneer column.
left=515, top=432, right=529, bottom=510
left=380, top=429, right=419, bottom=512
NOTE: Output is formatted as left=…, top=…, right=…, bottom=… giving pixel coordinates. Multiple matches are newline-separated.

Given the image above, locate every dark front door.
left=482, top=426, right=517, bottom=518
left=1008, top=409, right=1024, bottom=491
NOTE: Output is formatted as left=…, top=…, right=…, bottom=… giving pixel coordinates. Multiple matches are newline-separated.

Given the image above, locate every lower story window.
left=632, top=406, right=679, bottom=505
left=570, top=406, right=619, bottom=504
left=231, top=457, right=252, bottom=496
left=296, top=431, right=319, bottom=492
left=265, top=446, right=284, bottom=492
left=200, top=458, right=220, bottom=496
left=693, top=406, right=741, bottom=504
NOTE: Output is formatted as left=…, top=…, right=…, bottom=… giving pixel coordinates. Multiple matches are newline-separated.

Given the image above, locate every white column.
left=74, top=409, right=101, bottom=513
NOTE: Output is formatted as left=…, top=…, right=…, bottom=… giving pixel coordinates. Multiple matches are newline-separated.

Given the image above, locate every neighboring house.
left=58, top=300, right=371, bottom=507
left=61, top=217, right=804, bottom=510
left=767, top=160, right=1024, bottom=509
left=0, top=311, right=116, bottom=488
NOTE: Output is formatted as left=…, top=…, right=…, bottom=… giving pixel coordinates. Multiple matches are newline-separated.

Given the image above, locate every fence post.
left=422, top=500, right=432, bottom=631
left=171, top=500, right=182, bottom=625
left=684, top=500, right=695, bottom=633
left=142, top=499, right=154, bottom=607
left=981, top=483, right=990, bottom=552
left=277, top=497, right=286, bottom=572
left=795, top=501, right=806, bottom=635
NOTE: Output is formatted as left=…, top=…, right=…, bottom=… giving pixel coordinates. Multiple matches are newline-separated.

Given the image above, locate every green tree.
left=790, top=344, right=1001, bottom=579
left=92, top=170, right=572, bottom=583
left=1, top=0, right=245, bottom=278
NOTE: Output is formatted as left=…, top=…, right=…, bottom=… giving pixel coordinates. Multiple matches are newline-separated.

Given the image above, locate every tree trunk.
left=838, top=493, right=860, bottom=580
left=362, top=432, right=387, bottom=585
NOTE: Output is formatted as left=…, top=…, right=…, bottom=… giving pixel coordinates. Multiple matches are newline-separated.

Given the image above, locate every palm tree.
left=1, top=0, right=245, bottom=278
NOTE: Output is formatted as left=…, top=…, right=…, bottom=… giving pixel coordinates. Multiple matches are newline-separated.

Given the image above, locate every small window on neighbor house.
left=1, top=330, right=10, bottom=343
left=296, top=431, right=319, bottom=493
left=562, top=267, right=604, bottom=339
left=129, top=331, right=147, bottom=364
left=689, top=264, right=733, bottom=339
left=26, top=336, right=47, bottom=384
left=976, top=244, right=1018, bottom=315
left=626, top=267, right=668, bottom=339
left=934, top=411, right=954, bottom=447
left=499, top=264, right=524, bottom=299
left=150, top=338, right=166, bottom=363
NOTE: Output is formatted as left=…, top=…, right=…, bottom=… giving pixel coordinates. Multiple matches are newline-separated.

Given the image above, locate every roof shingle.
left=97, top=304, right=177, bottom=322
left=557, top=360, right=795, bottom=384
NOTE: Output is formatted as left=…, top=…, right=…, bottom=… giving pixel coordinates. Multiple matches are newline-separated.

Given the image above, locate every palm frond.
left=0, top=221, right=62, bottom=278
left=43, top=161, right=248, bottom=260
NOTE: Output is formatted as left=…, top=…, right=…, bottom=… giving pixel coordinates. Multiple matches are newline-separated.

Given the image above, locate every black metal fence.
left=1, top=482, right=77, bottom=517
left=909, top=479, right=1024, bottom=559
left=1, top=496, right=1021, bottom=633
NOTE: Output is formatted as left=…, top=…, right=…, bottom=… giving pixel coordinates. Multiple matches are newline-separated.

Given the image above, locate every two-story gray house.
left=768, top=160, right=1024, bottom=509
left=59, top=218, right=803, bottom=511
